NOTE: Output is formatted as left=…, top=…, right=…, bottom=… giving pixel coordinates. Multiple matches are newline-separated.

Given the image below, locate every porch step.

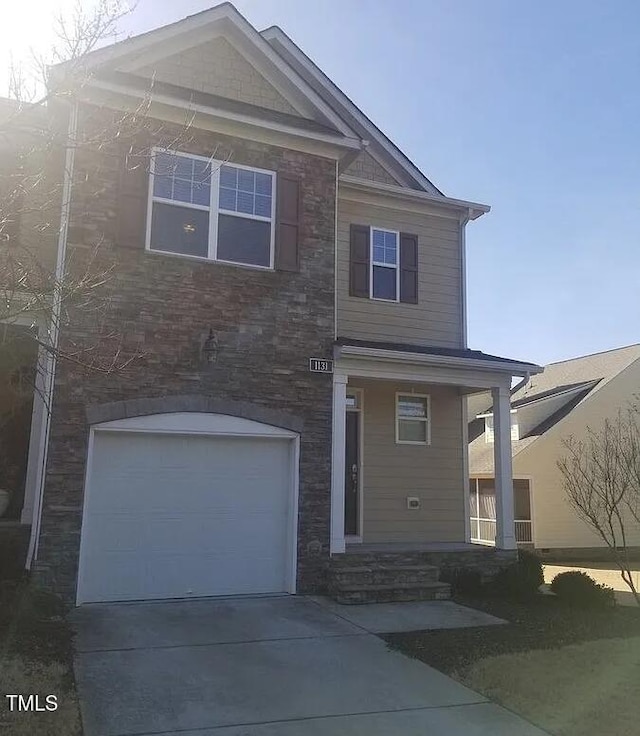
left=329, top=554, right=451, bottom=604
left=331, top=564, right=440, bottom=587
left=332, top=581, right=451, bottom=605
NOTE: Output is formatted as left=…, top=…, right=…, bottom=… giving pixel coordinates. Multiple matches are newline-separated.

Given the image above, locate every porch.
left=329, top=339, right=541, bottom=602
left=469, top=477, right=534, bottom=546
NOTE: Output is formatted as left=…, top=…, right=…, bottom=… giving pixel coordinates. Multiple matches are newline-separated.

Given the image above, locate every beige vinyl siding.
left=514, top=359, right=640, bottom=550
left=351, top=379, right=465, bottom=543
left=337, top=199, right=463, bottom=347
left=133, top=37, right=300, bottom=116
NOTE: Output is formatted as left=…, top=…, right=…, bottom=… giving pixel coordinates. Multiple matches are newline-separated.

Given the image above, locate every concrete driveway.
left=72, top=596, right=546, bottom=736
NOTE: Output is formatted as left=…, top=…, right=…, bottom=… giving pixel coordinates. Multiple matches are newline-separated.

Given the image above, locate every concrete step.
left=331, top=564, right=440, bottom=587
left=331, top=581, right=451, bottom=605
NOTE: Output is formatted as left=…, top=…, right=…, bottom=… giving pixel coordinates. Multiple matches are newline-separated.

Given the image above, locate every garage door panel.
left=82, top=511, right=288, bottom=554
left=88, top=435, right=290, bottom=513
left=78, top=426, right=296, bottom=603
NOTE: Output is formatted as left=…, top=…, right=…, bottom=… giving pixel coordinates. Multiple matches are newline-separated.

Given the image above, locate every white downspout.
left=25, top=100, right=78, bottom=569
left=460, top=209, right=471, bottom=349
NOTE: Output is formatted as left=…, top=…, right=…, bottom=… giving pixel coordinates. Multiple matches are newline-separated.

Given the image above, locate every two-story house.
left=469, top=344, right=640, bottom=557
left=15, top=3, right=541, bottom=604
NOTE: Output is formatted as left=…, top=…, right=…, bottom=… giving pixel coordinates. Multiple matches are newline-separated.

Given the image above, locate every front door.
left=344, top=410, right=359, bottom=536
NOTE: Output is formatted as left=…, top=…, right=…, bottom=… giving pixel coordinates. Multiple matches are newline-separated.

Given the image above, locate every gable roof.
left=53, top=3, right=357, bottom=140
left=54, top=3, right=467, bottom=202
left=469, top=343, right=640, bottom=473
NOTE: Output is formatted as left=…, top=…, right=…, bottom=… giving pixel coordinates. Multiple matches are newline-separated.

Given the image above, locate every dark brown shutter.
left=400, top=232, right=418, bottom=304
left=116, top=141, right=150, bottom=249
left=349, top=224, right=370, bottom=298
left=275, top=173, right=301, bottom=271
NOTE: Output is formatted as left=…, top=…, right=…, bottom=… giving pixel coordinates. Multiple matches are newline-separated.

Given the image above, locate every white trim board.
left=82, top=81, right=361, bottom=154
left=94, top=412, right=298, bottom=437
left=339, top=176, right=490, bottom=221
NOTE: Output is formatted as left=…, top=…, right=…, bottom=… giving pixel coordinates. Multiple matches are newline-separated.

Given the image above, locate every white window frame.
left=370, top=227, right=400, bottom=302
left=395, top=392, right=431, bottom=445
left=145, top=148, right=277, bottom=270
left=483, top=409, right=519, bottom=444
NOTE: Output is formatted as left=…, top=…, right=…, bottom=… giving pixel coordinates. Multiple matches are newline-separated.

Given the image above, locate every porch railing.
left=470, top=517, right=533, bottom=545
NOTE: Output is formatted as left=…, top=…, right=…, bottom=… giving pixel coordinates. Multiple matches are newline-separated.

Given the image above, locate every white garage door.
left=77, top=418, right=296, bottom=604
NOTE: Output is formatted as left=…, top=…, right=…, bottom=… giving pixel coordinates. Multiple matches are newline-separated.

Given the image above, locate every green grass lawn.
left=385, top=594, right=640, bottom=736
left=462, top=637, right=640, bottom=736
left=0, top=580, right=81, bottom=736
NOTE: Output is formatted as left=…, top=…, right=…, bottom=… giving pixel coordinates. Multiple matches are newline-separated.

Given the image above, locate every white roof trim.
left=86, top=79, right=361, bottom=151
left=93, top=412, right=298, bottom=438
left=261, top=25, right=442, bottom=195
left=339, top=175, right=490, bottom=219
left=55, top=4, right=358, bottom=139
left=336, top=344, right=542, bottom=378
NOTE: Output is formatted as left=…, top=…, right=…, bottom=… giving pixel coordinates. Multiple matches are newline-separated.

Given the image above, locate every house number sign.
left=309, top=358, right=333, bottom=374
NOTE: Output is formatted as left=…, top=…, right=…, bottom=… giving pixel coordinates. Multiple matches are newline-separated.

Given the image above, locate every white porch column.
left=330, top=373, right=348, bottom=554
left=492, top=385, right=516, bottom=550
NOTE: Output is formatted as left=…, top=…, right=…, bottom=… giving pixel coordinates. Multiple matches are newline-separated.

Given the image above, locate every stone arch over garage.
left=85, top=394, right=303, bottom=434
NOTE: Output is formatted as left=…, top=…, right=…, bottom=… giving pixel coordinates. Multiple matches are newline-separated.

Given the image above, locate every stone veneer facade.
left=32, top=104, right=337, bottom=601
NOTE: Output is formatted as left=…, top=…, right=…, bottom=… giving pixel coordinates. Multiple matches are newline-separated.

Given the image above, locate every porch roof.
left=334, top=338, right=542, bottom=390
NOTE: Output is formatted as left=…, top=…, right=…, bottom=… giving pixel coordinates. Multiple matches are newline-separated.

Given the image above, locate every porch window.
left=396, top=393, right=430, bottom=445
left=371, top=228, right=399, bottom=301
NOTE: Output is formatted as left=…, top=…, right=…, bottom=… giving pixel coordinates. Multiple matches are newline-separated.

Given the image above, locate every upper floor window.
left=371, top=228, right=399, bottom=301
left=349, top=224, right=418, bottom=304
left=148, top=149, right=276, bottom=268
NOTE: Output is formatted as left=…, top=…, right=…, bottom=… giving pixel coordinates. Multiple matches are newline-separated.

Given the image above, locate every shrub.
left=491, top=549, right=544, bottom=600
left=550, top=571, right=615, bottom=609
left=443, top=567, right=484, bottom=596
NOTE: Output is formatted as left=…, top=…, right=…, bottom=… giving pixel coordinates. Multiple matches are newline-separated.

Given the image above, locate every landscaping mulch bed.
left=0, top=579, right=74, bottom=663
left=0, top=578, right=81, bottom=736
left=383, top=593, right=640, bottom=676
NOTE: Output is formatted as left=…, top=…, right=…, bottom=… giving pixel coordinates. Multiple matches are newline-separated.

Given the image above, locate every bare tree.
left=0, top=0, right=206, bottom=396
left=0, top=0, right=216, bottom=517
left=0, top=3, right=140, bottom=408
left=558, top=404, right=640, bottom=605
left=8, top=0, right=133, bottom=104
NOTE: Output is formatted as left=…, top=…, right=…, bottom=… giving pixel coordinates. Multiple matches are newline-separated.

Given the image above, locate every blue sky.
left=6, top=1, right=640, bottom=365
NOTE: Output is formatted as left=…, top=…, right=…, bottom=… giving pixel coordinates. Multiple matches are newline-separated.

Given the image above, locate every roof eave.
left=337, top=344, right=542, bottom=378
left=339, top=175, right=490, bottom=219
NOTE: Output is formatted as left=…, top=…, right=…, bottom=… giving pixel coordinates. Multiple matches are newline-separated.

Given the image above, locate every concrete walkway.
left=72, top=596, right=546, bottom=736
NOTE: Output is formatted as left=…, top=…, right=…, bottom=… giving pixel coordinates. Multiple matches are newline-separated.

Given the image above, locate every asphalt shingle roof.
left=469, top=344, right=640, bottom=475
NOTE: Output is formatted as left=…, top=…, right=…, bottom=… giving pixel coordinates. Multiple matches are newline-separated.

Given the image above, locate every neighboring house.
left=469, top=344, right=640, bottom=557
left=6, top=3, right=542, bottom=605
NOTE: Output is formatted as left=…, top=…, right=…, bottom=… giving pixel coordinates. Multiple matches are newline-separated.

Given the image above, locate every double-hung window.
left=148, top=149, right=276, bottom=268
left=371, top=228, right=399, bottom=301
left=396, top=393, right=431, bottom=445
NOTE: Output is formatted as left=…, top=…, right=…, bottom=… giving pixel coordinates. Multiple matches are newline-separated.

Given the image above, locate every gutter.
left=339, top=175, right=490, bottom=220
left=25, top=100, right=78, bottom=569
left=336, top=344, right=543, bottom=378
